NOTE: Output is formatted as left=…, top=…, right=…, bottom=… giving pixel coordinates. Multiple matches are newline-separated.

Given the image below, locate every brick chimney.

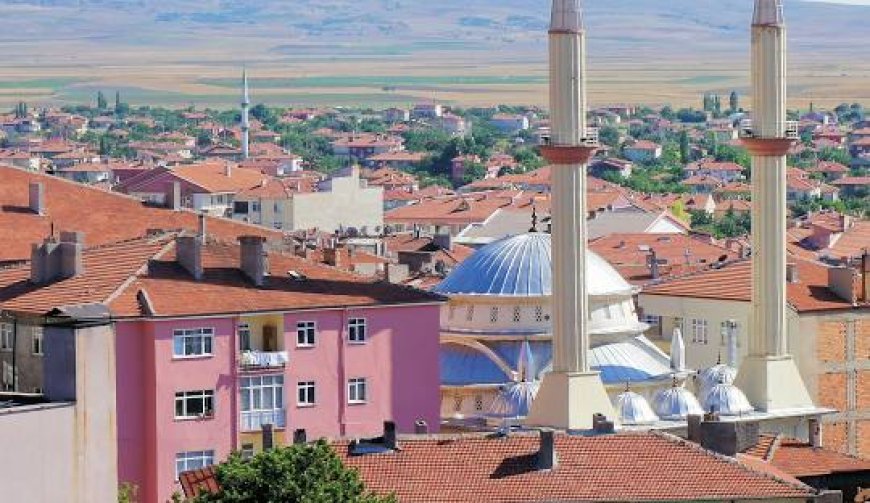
left=323, top=247, right=343, bottom=268
left=698, top=415, right=759, bottom=457
left=647, top=249, right=660, bottom=280
left=414, top=419, right=429, bottom=434
left=238, top=235, right=269, bottom=286
left=31, top=231, right=85, bottom=284
left=170, top=180, right=182, bottom=211
left=29, top=182, right=45, bottom=216
left=786, top=262, right=799, bottom=283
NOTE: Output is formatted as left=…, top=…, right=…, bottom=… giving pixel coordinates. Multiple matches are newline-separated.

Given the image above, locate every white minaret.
left=733, top=0, right=814, bottom=412
left=241, top=68, right=250, bottom=160
left=525, top=0, right=615, bottom=431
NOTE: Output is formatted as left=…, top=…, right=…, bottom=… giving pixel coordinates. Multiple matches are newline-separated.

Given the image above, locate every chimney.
left=197, top=212, right=207, bottom=243
left=828, top=266, right=858, bottom=304
left=323, top=247, right=343, bottom=268
left=171, top=180, right=182, bottom=211
left=648, top=249, right=660, bottom=279
left=786, top=262, right=799, bottom=283
left=175, top=235, right=203, bottom=280
left=414, top=419, right=429, bottom=435
left=839, top=213, right=852, bottom=231
left=385, top=263, right=409, bottom=284
left=29, top=182, right=44, bottom=216
left=262, top=423, right=274, bottom=451
left=862, top=249, right=869, bottom=303
left=238, top=236, right=269, bottom=286
left=293, top=429, right=307, bottom=445
left=433, top=233, right=452, bottom=252
left=698, top=417, right=759, bottom=457
left=536, top=429, right=558, bottom=471
left=224, top=163, right=232, bottom=177
left=592, top=413, right=615, bottom=434
left=31, top=231, right=85, bottom=284
left=383, top=421, right=398, bottom=450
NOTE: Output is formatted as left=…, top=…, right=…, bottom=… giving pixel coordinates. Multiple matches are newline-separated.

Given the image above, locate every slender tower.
left=733, top=0, right=814, bottom=412
left=525, top=0, right=614, bottom=431
left=241, top=68, right=250, bottom=160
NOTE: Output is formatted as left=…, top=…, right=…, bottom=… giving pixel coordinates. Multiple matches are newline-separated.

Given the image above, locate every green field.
left=200, top=75, right=546, bottom=89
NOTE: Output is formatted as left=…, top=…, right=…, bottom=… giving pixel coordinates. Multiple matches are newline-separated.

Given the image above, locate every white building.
left=232, top=167, right=383, bottom=234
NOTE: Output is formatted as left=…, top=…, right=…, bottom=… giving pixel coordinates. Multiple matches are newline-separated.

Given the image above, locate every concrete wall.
left=291, top=172, right=383, bottom=233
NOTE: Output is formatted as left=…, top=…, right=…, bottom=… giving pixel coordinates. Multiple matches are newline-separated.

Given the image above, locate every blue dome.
left=433, top=233, right=632, bottom=296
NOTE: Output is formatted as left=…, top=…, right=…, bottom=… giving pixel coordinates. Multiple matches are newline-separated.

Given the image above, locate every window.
left=296, top=321, right=316, bottom=347
left=489, top=306, right=499, bottom=323
left=173, top=328, right=214, bottom=358
left=175, top=450, right=215, bottom=479
left=31, top=329, right=43, bottom=356
left=347, top=378, right=367, bottom=404
left=474, top=394, right=484, bottom=411
left=348, top=318, right=366, bottom=343
left=251, top=202, right=260, bottom=213
left=641, top=314, right=661, bottom=326
left=240, top=444, right=254, bottom=460
left=452, top=395, right=463, bottom=412
left=2, top=361, right=13, bottom=391
left=465, top=306, right=474, bottom=322
left=1, top=323, right=12, bottom=352
left=174, top=390, right=214, bottom=419
left=534, top=306, right=544, bottom=323
left=512, top=306, right=521, bottom=323
left=240, top=375, right=285, bottom=431
left=297, top=381, right=316, bottom=406
left=238, top=323, right=251, bottom=351
left=690, top=319, right=709, bottom=344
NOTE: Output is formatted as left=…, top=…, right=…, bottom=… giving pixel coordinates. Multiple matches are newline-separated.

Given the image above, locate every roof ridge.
left=102, top=238, right=177, bottom=308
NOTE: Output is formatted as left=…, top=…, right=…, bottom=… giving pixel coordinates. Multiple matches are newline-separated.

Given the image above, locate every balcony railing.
left=239, top=350, right=288, bottom=371
left=240, top=409, right=286, bottom=432
left=537, top=127, right=599, bottom=147
left=738, top=120, right=799, bottom=140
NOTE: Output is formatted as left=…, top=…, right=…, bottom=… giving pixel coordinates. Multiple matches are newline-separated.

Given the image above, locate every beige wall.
left=291, top=173, right=383, bottom=233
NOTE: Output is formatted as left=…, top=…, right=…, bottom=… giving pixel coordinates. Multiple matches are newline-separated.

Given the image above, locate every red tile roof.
left=641, top=258, right=864, bottom=313
left=0, top=166, right=281, bottom=262
left=0, top=235, right=442, bottom=317
left=335, top=432, right=815, bottom=502
left=831, top=176, right=870, bottom=186
left=742, top=434, right=870, bottom=478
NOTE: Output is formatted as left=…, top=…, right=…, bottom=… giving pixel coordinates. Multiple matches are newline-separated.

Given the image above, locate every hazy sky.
left=806, top=0, right=870, bottom=4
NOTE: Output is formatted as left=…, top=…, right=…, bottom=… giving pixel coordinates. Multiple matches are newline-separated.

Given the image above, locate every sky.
left=806, top=0, right=870, bottom=4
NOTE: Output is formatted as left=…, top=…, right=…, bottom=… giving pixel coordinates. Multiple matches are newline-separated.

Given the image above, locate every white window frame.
left=31, top=329, right=43, bottom=356
left=173, top=328, right=214, bottom=358
left=240, top=375, right=285, bottom=431
left=347, top=377, right=367, bottom=404
left=174, top=390, right=215, bottom=419
left=348, top=318, right=367, bottom=344
left=175, top=450, right=215, bottom=479
left=297, top=381, right=316, bottom=407
left=691, top=319, right=709, bottom=344
left=296, top=321, right=316, bottom=347
left=0, top=323, right=12, bottom=352
left=641, top=314, right=661, bottom=326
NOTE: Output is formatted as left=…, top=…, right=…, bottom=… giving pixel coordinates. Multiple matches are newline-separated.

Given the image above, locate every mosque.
left=434, top=0, right=827, bottom=439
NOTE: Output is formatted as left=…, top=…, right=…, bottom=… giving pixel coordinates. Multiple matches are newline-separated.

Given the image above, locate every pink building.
left=0, top=229, right=443, bottom=503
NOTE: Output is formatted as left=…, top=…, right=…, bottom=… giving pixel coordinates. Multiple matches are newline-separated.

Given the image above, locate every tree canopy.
left=192, top=440, right=395, bottom=503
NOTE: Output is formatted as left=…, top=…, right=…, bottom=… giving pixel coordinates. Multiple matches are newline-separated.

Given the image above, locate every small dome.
left=652, top=384, right=704, bottom=420
left=486, top=381, right=540, bottom=419
left=698, top=364, right=738, bottom=397
left=703, top=382, right=754, bottom=416
left=616, top=390, right=659, bottom=425
left=433, top=233, right=634, bottom=297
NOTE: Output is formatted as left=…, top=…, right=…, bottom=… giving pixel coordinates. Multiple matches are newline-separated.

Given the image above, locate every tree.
left=729, top=91, right=739, bottom=113
left=193, top=440, right=395, bottom=503
left=97, top=91, right=108, bottom=110
left=679, top=130, right=690, bottom=164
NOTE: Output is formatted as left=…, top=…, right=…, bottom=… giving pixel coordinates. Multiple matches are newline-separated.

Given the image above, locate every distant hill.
left=0, top=0, right=866, bottom=108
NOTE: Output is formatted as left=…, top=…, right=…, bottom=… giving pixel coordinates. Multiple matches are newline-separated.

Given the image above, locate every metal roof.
left=434, top=233, right=634, bottom=297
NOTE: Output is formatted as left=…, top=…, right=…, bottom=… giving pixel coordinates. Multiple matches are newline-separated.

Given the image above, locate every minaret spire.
left=734, top=0, right=814, bottom=413
left=241, top=68, right=250, bottom=160
left=525, top=0, right=615, bottom=431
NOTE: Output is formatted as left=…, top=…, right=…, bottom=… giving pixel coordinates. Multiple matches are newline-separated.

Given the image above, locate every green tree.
left=679, top=130, right=690, bottom=164
left=598, top=125, right=620, bottom=147
left=193, top=440, right=395, bottom=503
left=118, top=482, right=138, bottom=503
left=97, top=91, right=108, bottom=110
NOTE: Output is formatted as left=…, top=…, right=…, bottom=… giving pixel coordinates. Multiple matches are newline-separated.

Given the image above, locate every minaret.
left=733, top=0, right=814, bottom=412
left=241, top=68, right=250, bottom=160
left=525, top=0, right=614, bottom=430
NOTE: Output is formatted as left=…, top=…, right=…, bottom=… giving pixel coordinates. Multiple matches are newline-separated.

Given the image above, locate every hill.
left=0, top=0, right=867, bottom=108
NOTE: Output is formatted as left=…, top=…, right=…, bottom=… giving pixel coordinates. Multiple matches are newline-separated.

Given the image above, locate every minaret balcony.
left=738, top=120, right=799, bottom=140
left=538, top=127, right=598, bottom=147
